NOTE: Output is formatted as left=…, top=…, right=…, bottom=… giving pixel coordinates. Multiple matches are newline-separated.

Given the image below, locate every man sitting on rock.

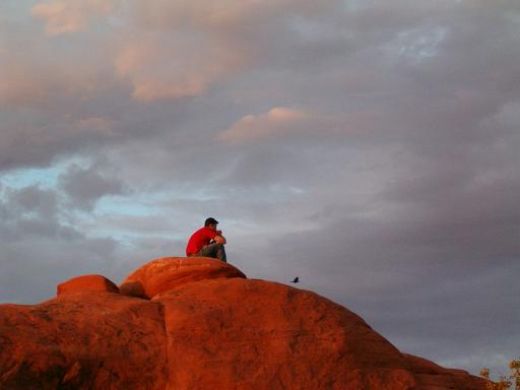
left=186, top=217, right=227, bottom=262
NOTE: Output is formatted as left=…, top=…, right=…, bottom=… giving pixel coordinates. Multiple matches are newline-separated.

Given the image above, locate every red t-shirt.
left=186, top=227, right=218, bottom=256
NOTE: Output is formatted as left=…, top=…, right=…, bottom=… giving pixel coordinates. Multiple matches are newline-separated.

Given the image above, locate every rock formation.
left=0, top=257, right=489, bottom=389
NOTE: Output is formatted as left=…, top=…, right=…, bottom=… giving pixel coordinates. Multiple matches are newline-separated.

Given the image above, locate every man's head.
left=204, top=217, right=219, bottom=230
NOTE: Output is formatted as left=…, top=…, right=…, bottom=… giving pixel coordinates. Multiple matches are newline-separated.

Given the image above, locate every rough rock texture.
left=0, top=257, right=489, bottom=389
left=0, top=293, right=167, bottom=389
left=57, top=274, right=119, bottom=296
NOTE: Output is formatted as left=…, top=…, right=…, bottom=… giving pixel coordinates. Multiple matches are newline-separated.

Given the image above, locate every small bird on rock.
left=291, top=277, right=299, bottom=283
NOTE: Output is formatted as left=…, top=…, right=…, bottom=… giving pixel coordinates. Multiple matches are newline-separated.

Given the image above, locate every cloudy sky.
left=1, top=0, right=519, bottom=376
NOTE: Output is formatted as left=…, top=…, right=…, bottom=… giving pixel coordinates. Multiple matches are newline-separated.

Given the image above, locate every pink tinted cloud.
left=31, top=0, right=115, bottom=36
left=0, top=61, right=47, bottom=105
left=114, top=33, right=246, bottom=101
left=115, top=0, right=332, bottom=101
left=131, top=0, right=328, bottom=30
left=218, top=107, right=386, bottom=143
left=30, top=0, right=335, bottom=102
left=0, top=50, right=110, bottom=107
left=218, top=107, right=313, bottom=142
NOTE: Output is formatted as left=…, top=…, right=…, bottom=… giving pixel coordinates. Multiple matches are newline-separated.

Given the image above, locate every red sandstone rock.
left=403, top=354, right=488, bottom=390
left=157, top=278, right=418, bottom=389
left=0, top=257, right=489, bottom=389
left=0, top=294, right=167, bottom=389
left=57, top=274, right=119, bottom=296
left=120, top=256, right=246, bottom=299
left=156, top=278, right=488, bottom=389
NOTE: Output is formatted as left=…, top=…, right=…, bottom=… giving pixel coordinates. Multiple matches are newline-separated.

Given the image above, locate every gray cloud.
left=6, top=185, right=57, bottom=219
left=1, top=0, right=519, bottom=377
left=1, top=185, right=62, bottom=240
left=0, top=182, right=121, bottom=302
left=58, top=162, right=127, bottom=210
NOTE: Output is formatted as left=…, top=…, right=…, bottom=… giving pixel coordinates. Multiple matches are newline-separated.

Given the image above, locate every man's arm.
left=214, top=231, right=226, bottom=245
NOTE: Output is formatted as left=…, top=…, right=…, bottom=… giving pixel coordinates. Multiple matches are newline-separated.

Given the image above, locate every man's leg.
left=197, top=243, right=227, bottom=262
left=216, top=244, right=227, bottom=263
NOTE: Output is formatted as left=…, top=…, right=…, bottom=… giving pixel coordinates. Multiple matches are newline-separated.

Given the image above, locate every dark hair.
left=204, top=217, right=219, bottom=227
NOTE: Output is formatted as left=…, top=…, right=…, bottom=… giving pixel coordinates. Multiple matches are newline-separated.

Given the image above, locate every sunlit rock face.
left=0, top=257, right=488, bottom=389
left=57, top=274, right=120, bottom=296
left=120, top=257, right=246, bottom=299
